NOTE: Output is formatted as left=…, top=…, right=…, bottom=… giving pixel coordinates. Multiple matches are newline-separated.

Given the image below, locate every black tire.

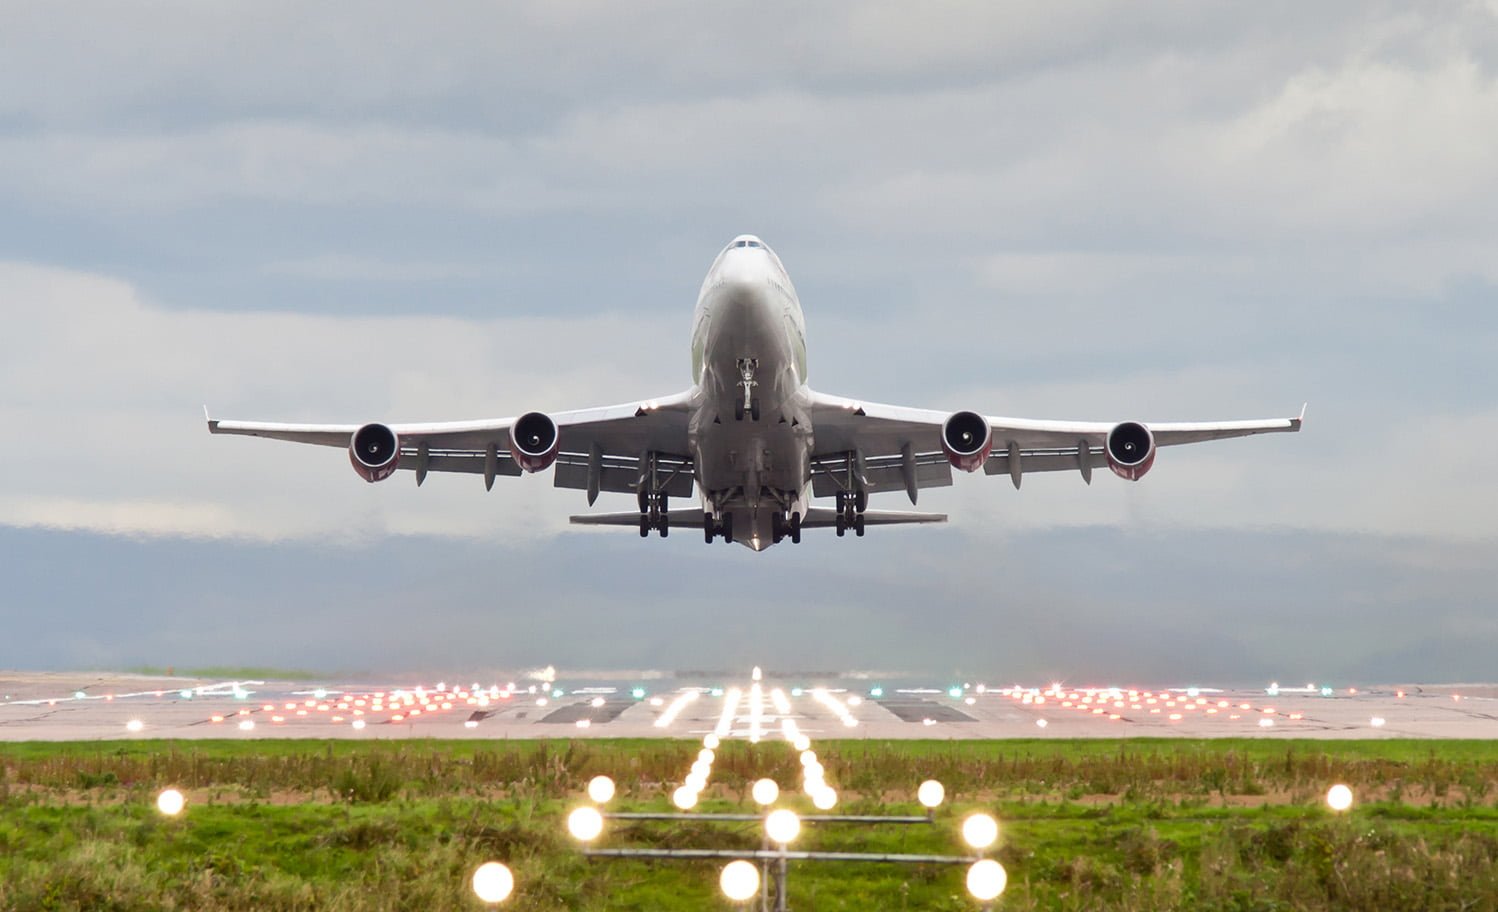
left=835, top=513, right=846, bottom=537
left=659, top=518, right=669, bottom=538
left=790, top=512, right=801, bottom=545
left=770, top=512, right=784, bottom=544
left=704, top=513, right=715, bottom=544
left=855, top=514, right=866, bottom=537
left=750, top=400, right=761, bottom=421
left=734, top=400, right=745, bottom=421
left=854, top=489, right=868, bottom=513
left=723, top=512, right=734, bottom=544
left=637, top=489, right=649, bottom=513
left=639, top=516, right=649, bottom=538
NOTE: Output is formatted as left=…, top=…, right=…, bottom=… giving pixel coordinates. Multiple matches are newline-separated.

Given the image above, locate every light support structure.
left=584, top=809, right=994, bottom=912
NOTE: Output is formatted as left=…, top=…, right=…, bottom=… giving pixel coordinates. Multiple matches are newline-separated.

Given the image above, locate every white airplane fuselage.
left=688, top=236, right=813, bottom=550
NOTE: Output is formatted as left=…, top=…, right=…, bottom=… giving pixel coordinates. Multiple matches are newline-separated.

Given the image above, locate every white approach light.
left=1327, top=783, right=1354, bottom=812
left=751, top=779, right=780, bottom=806
left=156, top=788, right=186, bottom=817
left=567, top=806, right=605, bottom=842
left=238, top=719, right=255, bottom=731
left=812, top=788, right=837, bottom=810
left=917, top=780, right=945, bottom=809
left=126, top=719, right=144, bottom=733
left=351, top=719, right=366, bottom=731
left=962, top=813, right=999, bottom=850
left=703, top=733, right=721, bottom=750
left=719, top=860, right=760, bottom=902
left=967, top=859, right=1008, bottom=901
left=587, top=775, right=616, bottom=804
left=765, top=808, right=801, bottom=845
left=471, top=861, right=515, bottom=904
left=672, top=786, right=699, bottom=810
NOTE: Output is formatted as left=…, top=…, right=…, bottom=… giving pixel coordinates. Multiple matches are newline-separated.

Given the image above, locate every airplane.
left=208, top=234, right=1303, bottom=551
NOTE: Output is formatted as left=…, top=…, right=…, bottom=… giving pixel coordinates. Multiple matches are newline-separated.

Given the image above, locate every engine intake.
left=349, top=423, right=400, bottom=483
left=941, top=411, right=992, bottom=473
left=509, top=411, right=560, bottom=473
left=1106, top=421, right=1156, bottom=481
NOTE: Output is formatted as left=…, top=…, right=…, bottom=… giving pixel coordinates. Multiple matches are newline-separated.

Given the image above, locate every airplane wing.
left=207, top=390, right=697, bottom=502
left=805, top=389, right=1303, bottom=502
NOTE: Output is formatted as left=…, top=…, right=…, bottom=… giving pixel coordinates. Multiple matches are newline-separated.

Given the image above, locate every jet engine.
left=941, top=410, right=992, bottom=473
left=349, top=423, right=400, bottom=483
left=1105, top=421, right=1156, bottom=480
left=508, top=411, right=560, bottom=473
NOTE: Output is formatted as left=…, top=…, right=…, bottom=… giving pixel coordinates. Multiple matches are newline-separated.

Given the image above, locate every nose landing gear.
left=734, top=358, right=760, bottom=421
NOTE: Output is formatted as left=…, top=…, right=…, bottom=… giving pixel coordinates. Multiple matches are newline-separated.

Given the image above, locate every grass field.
left=3, top=738, right=1498, bottom=910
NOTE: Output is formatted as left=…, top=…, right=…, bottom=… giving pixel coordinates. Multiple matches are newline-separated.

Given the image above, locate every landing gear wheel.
left=835, top=513, right=846, bottom=537
left=854, top=489, right=868, bottom=513
left=704, top=512, right=715, bottom=544
left=637, top=489, right=649, bottom=513
left=854, top=514, right=866, bottom=537
left=771, top=512, right=785, bottom=545
left=734, top=401, right=745, bottom=421
left=790, top=511, right=802, bottom=545
left=639, top=516, right=649, bottom=538
left=722, top=512, right=734, bottom=544
left=659, top=514, right=669, bottom=538
left=750, top=400, right=761, bottom=422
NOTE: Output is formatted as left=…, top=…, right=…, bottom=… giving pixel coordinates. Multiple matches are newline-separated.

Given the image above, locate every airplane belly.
left=694, top=420, right=808, bottom=496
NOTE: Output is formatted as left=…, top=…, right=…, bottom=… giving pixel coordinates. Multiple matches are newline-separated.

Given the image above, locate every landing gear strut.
left=734, top=358, right=760, bottom=421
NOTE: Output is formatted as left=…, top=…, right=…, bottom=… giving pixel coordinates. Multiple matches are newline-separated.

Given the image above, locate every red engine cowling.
left=1105, top=421, right=1156, bottom=480
left=941, top=411, right=992, bottom=473
left=349, top=423, right=400, bottom=483
left=508, top=411, right=560, bottom=473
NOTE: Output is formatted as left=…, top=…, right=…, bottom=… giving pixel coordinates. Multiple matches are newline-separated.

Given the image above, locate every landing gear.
left=834, top=489, right=866, bottom=539
left=703, top=511, right=734, bottom=544
left=638, top=491, right=669, bottom=538
left=734, top=358, right=760, bottom=421
left=770, top=510, right=803, bottom=545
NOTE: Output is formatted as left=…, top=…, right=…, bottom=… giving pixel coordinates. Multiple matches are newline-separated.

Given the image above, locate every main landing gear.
left=834, top=489, right=867, bottom=538
left=770, top=510, right=802, bottom=545
left=733, top=358, right=760, bottom=421
left=638, top=490, right=669, bottom=538
left=703, top=511, right=735, bottom=544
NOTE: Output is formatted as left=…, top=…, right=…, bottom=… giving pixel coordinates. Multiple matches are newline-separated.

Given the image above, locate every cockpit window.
left=735, top=240, right=748, bottom=248
left=747, top=240, right=761, bottom=248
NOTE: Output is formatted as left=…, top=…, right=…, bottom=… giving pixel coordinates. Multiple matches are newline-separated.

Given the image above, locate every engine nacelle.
left=1106, top=421, right=1156, bottom=481
left=349, top=423, right=400, bottom=483
left=941, top=410, right=992, bottom=473
left=508, top=411, right=560, bottom=473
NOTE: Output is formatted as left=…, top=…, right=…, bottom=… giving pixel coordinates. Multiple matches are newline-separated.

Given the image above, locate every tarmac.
left=3, top=670, right=1496, bottom=741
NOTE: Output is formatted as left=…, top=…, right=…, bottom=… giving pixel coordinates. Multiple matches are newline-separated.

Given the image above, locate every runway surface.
left=3, top=670, right=1496, bottom=741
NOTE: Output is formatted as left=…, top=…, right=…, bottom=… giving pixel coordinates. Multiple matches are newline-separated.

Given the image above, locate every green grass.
left=3, top=739, right=1498, bottom=910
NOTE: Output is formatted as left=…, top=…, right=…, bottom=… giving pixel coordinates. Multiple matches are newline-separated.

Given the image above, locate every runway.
left=2, top=670, right=1495, bottom=741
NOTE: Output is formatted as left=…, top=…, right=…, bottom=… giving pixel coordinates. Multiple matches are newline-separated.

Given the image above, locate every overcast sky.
left=2, top=2, right=1495, bottom=684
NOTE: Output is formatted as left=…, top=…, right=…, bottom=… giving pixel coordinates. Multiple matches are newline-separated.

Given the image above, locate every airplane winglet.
left=1294, top=402, right=1308, bottom=429
left=204, top=405, right=220, bottom=433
